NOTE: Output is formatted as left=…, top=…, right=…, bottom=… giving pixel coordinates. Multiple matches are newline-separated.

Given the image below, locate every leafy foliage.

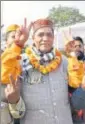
left=48, top=5, right=85, bottom=27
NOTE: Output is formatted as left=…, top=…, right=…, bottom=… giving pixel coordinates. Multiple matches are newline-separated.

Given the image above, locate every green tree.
left=48, top=5, right=85, bottom=27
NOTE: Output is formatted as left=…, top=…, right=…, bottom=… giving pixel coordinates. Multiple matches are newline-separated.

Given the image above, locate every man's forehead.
left=7, top=31, right=16, bottom=38
left=35, top=27, right=53, bottom=34
left=9, top=31, right=16, bottom=35
left=74, top=40, right=83, bottom=45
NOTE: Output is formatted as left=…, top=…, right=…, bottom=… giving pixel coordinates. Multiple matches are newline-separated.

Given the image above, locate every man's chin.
left=39, top=47, right=50, bottom=53
left=76, top=52, right=84, bottom=60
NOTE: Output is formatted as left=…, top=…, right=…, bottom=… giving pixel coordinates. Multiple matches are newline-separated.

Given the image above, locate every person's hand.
left=64, top=40, right=75, bottom=54
left=5, top=75, right=21, bottom=104
left=15, top=18, right=33, bottom=47
left=63, top=28, right=74, bottom=54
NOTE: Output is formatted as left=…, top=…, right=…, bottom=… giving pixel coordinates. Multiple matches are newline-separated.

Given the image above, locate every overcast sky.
left=1, top=1, right=85, bottom=49
left=1, top=1, right=85, bottom=29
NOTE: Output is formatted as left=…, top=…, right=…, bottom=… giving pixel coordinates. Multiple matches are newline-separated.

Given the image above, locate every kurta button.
left=50, top=78, right=52, bottom=81
left=52, top=90, right=55, bottom=93
left=54, top=116, right=58, bottom=120
left=53, top=102, right=56, bottom=106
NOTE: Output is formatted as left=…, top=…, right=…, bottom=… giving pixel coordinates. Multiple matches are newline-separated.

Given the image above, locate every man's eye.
left=38, top=33, right=53, bottom=37
left=75, top=45, right=82, bottom=48
left=46, top=33, right=53, bottom=37
left=38, top=33, right=44, bottom=37
left=12, top=36, right=15, bottom=38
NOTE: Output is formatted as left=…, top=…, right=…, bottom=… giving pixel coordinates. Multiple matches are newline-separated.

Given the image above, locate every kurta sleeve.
left=1, top=43, right=22, bottom=84
left=8, top=97, right=25, bottom=118
left=68, top=57, right=84, bottom=88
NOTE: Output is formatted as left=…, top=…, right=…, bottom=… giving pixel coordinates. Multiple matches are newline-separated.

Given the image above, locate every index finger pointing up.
left=9, top=74, right=16, bottom=88
left=24, top=17, right=27, bottom=28
left=27, top=22, right=33, bottom=33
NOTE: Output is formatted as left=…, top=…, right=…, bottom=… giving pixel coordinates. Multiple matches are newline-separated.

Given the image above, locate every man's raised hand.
left=15, top=18, right=33, bottom=46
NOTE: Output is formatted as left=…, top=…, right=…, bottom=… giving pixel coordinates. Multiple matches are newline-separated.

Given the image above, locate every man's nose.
left=76, top=45, right=81, bottom=51
left=43, top=35, right=48, bottom=41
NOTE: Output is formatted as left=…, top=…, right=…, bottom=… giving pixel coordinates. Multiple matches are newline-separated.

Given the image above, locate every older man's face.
left=32, top=27, right=54, bottom=53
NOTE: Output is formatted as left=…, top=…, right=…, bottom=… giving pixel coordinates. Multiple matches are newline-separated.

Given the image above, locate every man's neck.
left=38, top=48, right=53, bottom=55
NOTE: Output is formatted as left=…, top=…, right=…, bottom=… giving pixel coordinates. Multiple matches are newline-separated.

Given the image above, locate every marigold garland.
left=25, top=47, right=62, bottom=74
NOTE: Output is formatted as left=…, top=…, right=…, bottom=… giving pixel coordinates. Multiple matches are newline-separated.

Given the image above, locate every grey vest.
left=20, top=55, right=73, bottom=124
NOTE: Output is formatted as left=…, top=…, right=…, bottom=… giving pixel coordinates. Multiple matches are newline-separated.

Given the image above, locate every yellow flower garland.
left=25, top=47, right=62, bottom=74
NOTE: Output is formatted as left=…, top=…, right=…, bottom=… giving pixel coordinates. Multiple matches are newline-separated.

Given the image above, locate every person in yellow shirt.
left=67, top=37, right=84, bottom=89
left=1, top=24, right=25, bottom=124
left=65, top=36, right=85, bottom=124
left=1, top=24, right=22, bottom=85
left=64, top=36, right=84, bottom=89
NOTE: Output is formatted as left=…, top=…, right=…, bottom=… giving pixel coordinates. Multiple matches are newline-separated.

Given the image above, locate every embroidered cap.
left=32, top=18, right=54, bottom=33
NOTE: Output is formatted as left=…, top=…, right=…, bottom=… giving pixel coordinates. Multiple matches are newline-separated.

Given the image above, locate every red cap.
left=32, top=18, right=54, bottom=33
